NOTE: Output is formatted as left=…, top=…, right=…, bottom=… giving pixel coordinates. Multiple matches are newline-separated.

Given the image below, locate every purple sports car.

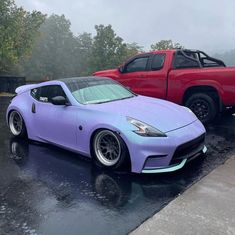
left=6, top=76, right=207, bottom=173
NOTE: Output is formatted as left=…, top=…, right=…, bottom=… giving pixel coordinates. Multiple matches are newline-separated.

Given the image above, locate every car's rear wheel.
left=9, top=111, right=27, bottom=138
left=92, top=129, right=128, bottom=169
left=185, top=93, right=218, bottom=123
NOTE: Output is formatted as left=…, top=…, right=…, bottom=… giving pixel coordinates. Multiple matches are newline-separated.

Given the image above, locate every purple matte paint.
left=6, top=77, right=206, bottom=173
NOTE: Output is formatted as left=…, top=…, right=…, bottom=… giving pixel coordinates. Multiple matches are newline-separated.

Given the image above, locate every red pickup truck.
left=93, top=49, right=235, bottom=123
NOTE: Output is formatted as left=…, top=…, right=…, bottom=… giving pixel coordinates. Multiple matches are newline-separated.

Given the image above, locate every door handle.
left=32, top=103, right=36, bottom=113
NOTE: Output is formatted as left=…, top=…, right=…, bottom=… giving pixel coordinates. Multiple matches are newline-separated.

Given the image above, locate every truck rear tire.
left=185, top=93, right=218, bottom=123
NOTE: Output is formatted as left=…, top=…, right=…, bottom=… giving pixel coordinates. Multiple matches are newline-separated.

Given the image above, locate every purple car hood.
left=88, top=95, right=197, bottom=133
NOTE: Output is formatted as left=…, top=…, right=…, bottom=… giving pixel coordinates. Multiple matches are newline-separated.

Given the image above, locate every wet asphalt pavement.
left=0, top=97, right=235, bottom=235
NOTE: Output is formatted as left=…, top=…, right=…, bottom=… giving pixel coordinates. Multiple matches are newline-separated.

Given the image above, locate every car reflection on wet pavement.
left=0, top=97, right=235, bottom=235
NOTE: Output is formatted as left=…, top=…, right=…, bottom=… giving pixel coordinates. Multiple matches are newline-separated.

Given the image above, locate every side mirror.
left=51, top=96, right=68, bottom=105
left=119, top=65, right=124, bottom=73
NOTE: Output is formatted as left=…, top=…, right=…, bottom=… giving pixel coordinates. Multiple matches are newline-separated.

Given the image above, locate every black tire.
left=91, top=129, right=129, bottom=170
left=185, top=93, right=218, bottom=123
left=8, top=110, right=27, bottom=138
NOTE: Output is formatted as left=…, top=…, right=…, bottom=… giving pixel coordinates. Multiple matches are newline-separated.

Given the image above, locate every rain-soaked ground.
left=0, top=97, right=235, bottom=235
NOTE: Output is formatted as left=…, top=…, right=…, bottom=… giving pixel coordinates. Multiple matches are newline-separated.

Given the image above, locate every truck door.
left=119, top=54, right=167, bottom=99
left=118, top=55, right=151, bottom=95
left=143, top=53, right=168, bottom=99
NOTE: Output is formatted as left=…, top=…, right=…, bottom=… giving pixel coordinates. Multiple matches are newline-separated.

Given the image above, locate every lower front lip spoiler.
left=141, top=145, right=207, bottom=174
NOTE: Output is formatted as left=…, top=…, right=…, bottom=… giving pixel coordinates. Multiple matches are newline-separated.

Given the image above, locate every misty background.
left=1, top=0, right=235, bottom=81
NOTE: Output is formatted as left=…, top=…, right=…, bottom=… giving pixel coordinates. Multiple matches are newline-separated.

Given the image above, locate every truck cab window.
left=151, top=54, right=165, bottom=70
left=125, top=57, right=149, bottom=73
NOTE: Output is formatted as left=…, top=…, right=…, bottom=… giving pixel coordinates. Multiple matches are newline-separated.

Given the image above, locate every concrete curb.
left=131, top=155, right=235, bottom=235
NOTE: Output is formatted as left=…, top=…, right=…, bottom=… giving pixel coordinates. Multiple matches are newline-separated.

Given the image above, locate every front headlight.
left=127, top=117, right=167, bottom=137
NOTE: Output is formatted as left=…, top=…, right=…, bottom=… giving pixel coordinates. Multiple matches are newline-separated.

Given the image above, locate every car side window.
left=125, top=57, right=149, bottom=73
left=48, top=85, right=67, bottom=102
left=39, top=86, right=50, bottom=102
left=31, top=85, right=66, bottom=103
left=31, top=88, right=40, bottom=100
left=151, top=54, right=165, bottom=70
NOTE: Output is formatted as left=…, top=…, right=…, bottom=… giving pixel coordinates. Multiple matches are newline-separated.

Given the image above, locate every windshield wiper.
left=90, top=95, right=136, bottom=104
left=94, top=100, right=112, bottom=104
left=107, top=95, right=136, bottom=103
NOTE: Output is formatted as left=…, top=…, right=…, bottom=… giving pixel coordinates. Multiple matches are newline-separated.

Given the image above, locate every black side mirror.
left=51, top=96, right=68, bottom=105
left=119, top=65, right=124, bottom=73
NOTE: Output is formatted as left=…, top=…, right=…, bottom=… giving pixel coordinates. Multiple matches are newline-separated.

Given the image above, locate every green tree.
left=124, top=42, right=143, bottom=61
left=74, top=32, right=93, bottom=76
left=151, top=39, right=183, bottom=50
left=0, top=0, right=45, bottom=74
left=23, top=22, right=143, bottom=79
left=90, top=25, right=141, bottom=72
left=23, top=14, right=79, bottom=80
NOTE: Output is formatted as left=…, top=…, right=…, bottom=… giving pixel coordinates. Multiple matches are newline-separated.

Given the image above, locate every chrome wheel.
left=9, top=111, right=23, bottom=136
left=94, top=130, right=121, bottom=167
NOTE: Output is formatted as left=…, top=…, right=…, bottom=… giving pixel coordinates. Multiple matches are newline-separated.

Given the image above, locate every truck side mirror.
left=119, top=65, right=124, bottom=73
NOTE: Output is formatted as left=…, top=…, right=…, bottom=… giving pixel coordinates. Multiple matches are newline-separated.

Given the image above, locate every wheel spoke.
left=95, top=131, right=121, bottom=166
left=190, top=99, right=210, bottom=120
left=9, top=111, right=23, bottom=136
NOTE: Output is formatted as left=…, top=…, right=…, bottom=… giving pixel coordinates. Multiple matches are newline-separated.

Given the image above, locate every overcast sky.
left=15, top=0, right=235, bottom=53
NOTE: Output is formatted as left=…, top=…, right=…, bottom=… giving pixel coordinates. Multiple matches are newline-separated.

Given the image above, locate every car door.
left=118, top=55, right=151, bottom=96
left=31, top=85, right=78, bottom=150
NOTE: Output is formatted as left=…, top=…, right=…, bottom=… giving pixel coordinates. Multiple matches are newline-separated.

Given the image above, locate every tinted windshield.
left=65, top=78, right=135, bottom=104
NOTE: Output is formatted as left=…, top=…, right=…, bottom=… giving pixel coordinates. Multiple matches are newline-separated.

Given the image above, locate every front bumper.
left=123, top=120, right=206, bottom=173
left=142, top=145, right=207, bottom=173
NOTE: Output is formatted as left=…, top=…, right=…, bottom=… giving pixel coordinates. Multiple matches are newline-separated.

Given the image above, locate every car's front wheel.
left=9, top=111, right=27, bottom=138
left=92, top=129, right=128, bottom=169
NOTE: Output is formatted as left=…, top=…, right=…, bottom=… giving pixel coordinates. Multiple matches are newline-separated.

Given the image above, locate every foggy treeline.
left=1, top=0, right=235, bottom=81
left=214, top=50, right=235, bottom=67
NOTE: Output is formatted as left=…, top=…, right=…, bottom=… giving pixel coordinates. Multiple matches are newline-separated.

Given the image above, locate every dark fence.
left=0, top=76, right=26, bottom=93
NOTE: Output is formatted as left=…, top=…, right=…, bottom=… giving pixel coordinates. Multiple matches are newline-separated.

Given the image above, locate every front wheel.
left=185, top=93, right=218, bottom=123
left=9, top=111, right=27, bottom=138
left=92, top=129, right=129, bottom=169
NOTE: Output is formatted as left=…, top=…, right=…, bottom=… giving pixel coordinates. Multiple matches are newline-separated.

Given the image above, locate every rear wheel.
left=185, top=93, right=218, bottom=123
left=9, top=111, right=27, bottom=138
left=92, top=129, right=128, bottom=169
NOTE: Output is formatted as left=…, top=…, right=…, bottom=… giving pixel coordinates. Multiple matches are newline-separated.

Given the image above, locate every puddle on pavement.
left=1, top=97, right=235, bottom=235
